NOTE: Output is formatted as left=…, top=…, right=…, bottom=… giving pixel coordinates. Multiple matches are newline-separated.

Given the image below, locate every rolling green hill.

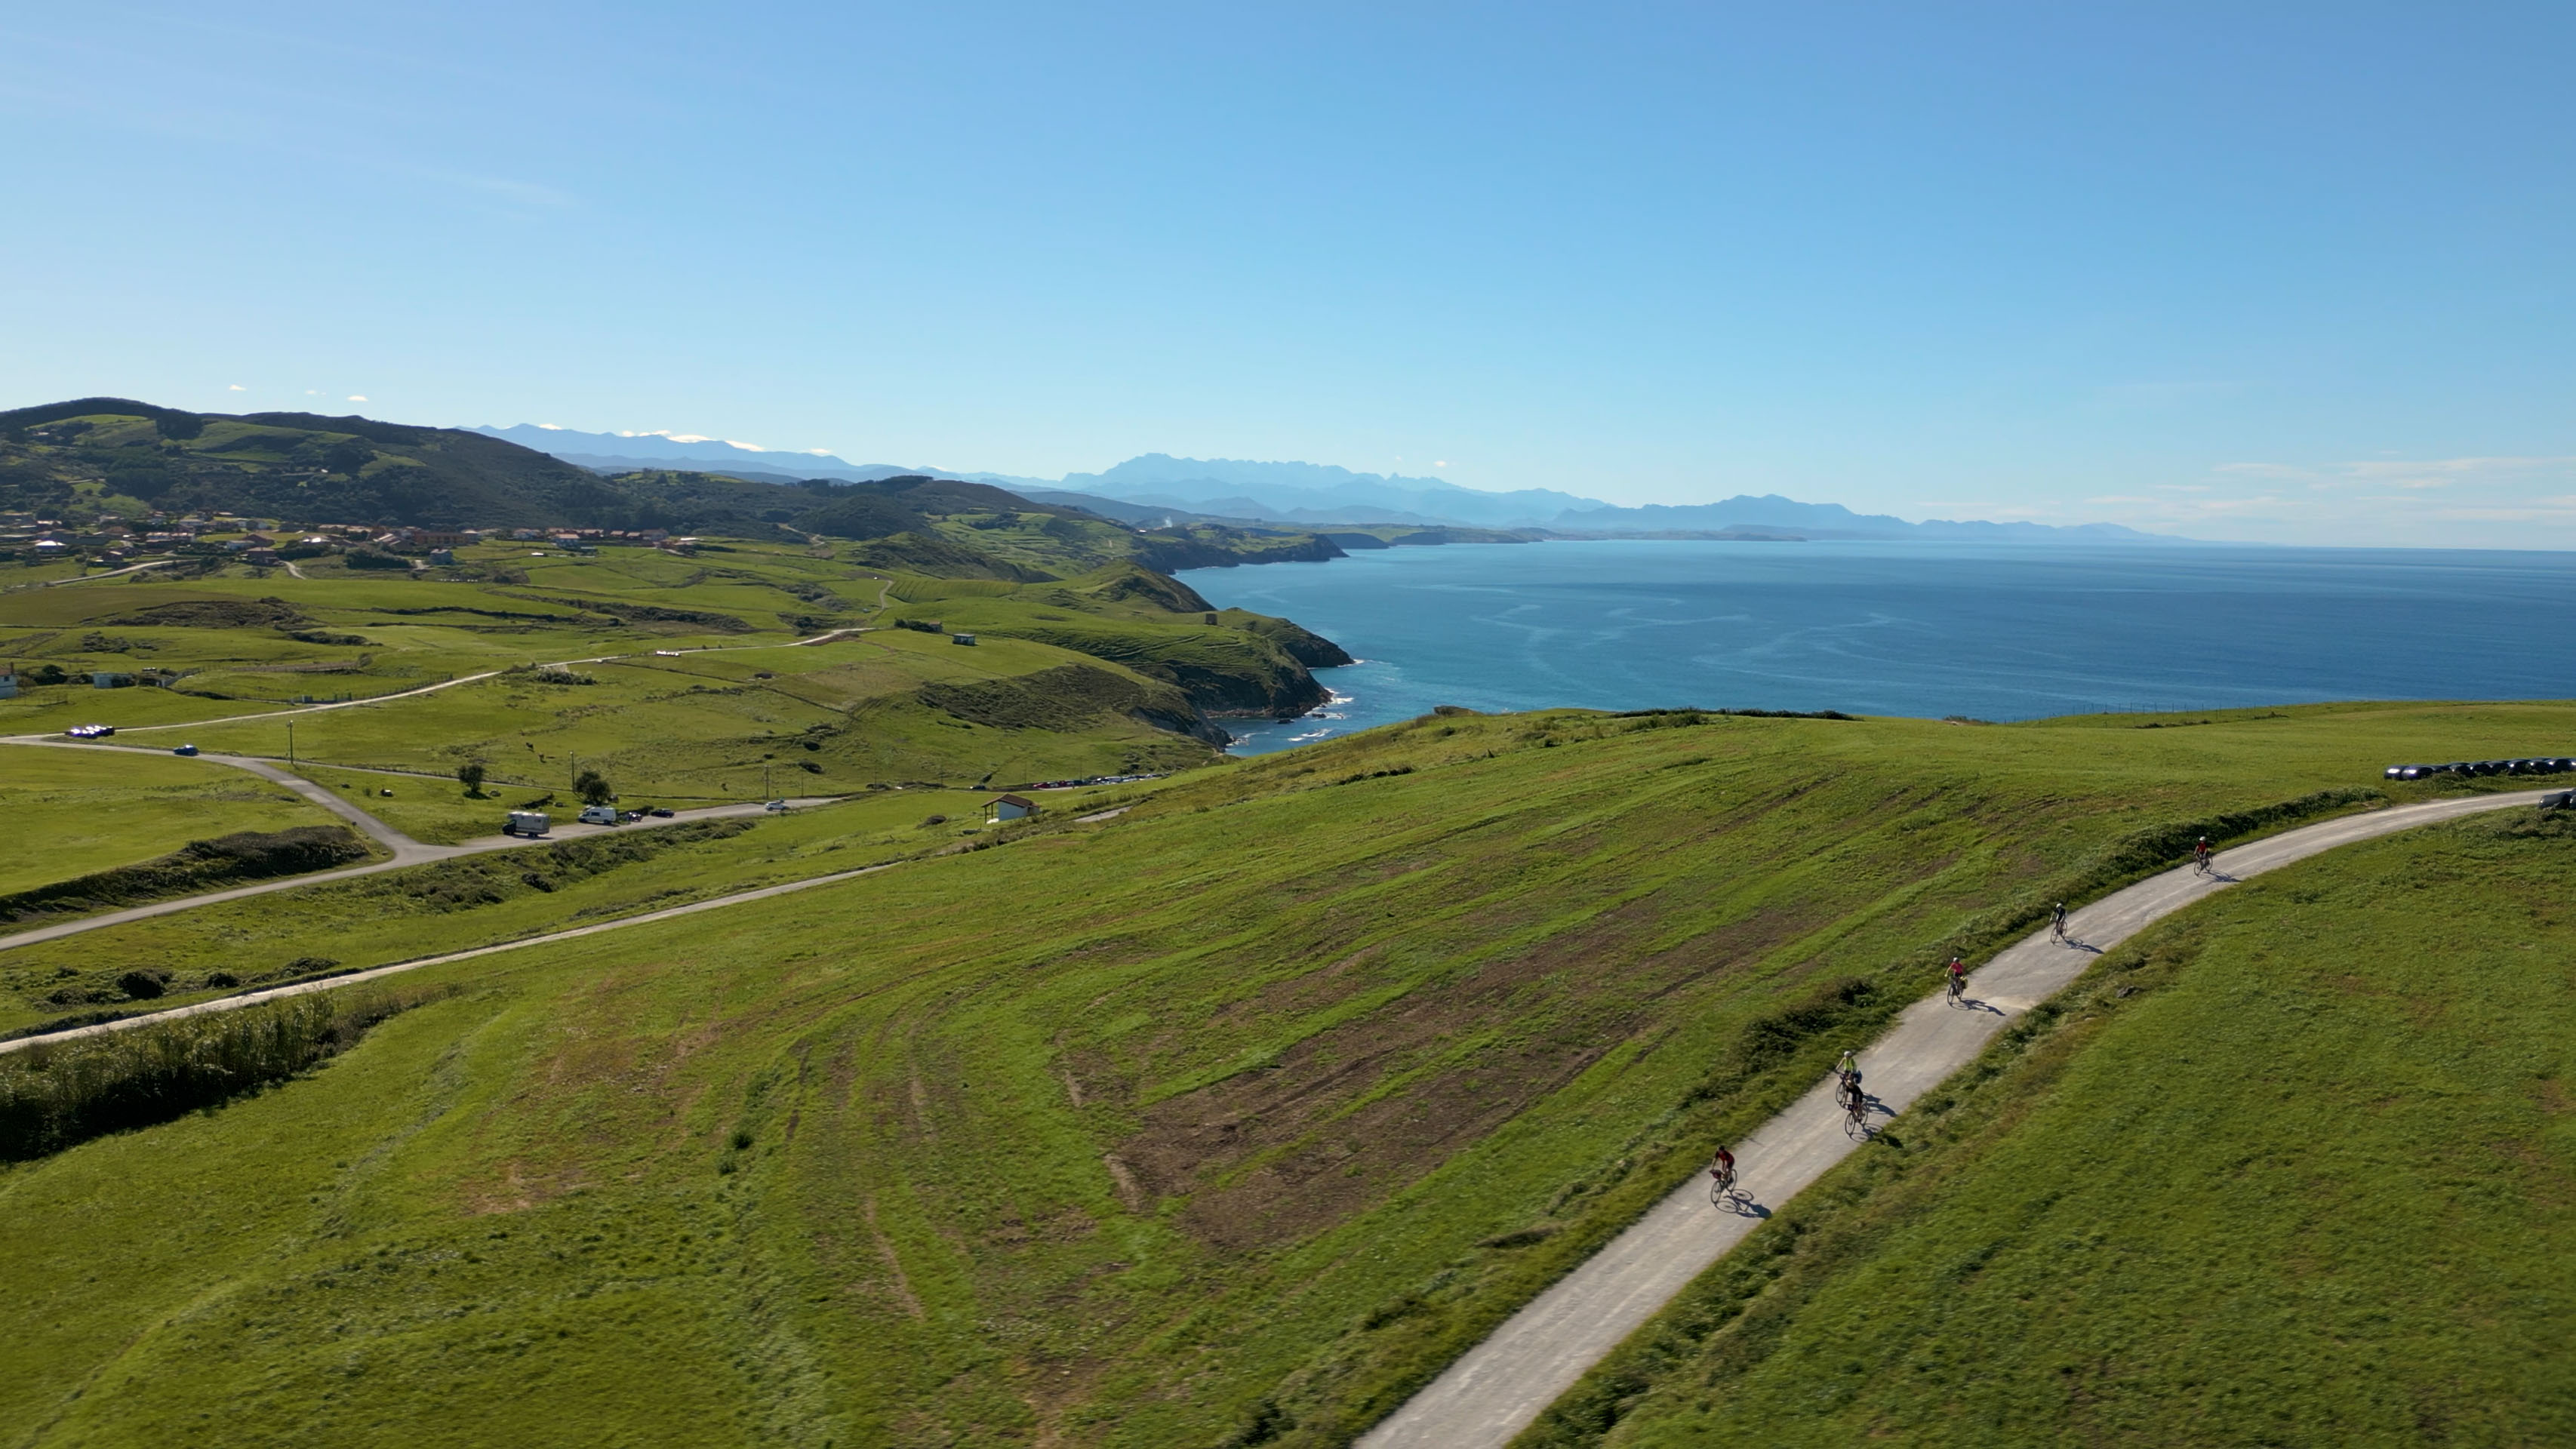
left=0, top=539, right=1338, bottom=801
left=0, top=400, right=1349, bottom=580
left=1532, top=806, right=2575, bottom=1447
left=2, top=700, right=2569, bottom=1447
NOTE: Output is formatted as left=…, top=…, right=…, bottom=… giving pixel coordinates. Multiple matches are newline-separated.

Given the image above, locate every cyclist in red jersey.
left=1710, top=1144, right=1735, bottom=1182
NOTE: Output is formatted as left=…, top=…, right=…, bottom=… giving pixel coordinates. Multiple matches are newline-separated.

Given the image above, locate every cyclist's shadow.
left=1950, top=993, right=2008, bottom=1017
left=1716, top=1189, right=1771, bottom=1220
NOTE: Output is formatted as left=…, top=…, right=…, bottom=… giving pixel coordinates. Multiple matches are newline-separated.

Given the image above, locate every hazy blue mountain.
left=1060, top=454, right=1608, bottom=527
left=478, top=428, right=2181, bottom=542
left=1547, top=494, right=2181, bottom=543
left=471, top=423, right=1054, bottom=491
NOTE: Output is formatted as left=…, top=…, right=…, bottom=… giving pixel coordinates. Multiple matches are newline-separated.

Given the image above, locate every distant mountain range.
left=479, top=427, right=2185, bottom=544
left=467, top=424, right=1051, bottom=491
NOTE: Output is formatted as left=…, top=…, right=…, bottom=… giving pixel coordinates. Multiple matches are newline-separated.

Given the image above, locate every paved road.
left=0, top=855, right=905, bottom=1056
left=23, top=623, right=875, bottom=738
left=29, top=558, right=181, bottom=587
left=1357, top=789, right=2552, bottom=1449
left=0, top=786, right=1140, bottom=1054
left=0, top=746, right=845, bottom=954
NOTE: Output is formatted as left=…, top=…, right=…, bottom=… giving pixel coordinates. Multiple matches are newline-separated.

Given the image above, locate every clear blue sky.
left=4, top=2, right=2571, bottom=546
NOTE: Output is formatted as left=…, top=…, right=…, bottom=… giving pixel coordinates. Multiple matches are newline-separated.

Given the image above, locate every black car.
left=648, top=806, right=676, bottom=818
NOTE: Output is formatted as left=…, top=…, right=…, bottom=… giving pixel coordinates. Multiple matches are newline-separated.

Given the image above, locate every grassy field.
left=1537, top=806, right=2575, bottom=1448
left=1, top=700, right=2571, bottom=1447
left=0, top=539, right=1342, bottom=794
left=0, top=783, right=1106, bottom=1035
left=0, top=747, right=348, bottom=894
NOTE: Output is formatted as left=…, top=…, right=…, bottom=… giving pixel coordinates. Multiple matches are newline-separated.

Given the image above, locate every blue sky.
left=3, top=2, right=2571, bottom=546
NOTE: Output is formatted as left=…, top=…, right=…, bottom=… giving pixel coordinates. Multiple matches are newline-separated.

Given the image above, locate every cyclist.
left=2049, top=901, right=2070, bottom=943
left=1709, top=1144, right=1736, bottom=1191
left=2193, top=835, right=2213, bottom=874
left=1840, top=1066, right=1865, bottom=1110
left=1836, top=1047, right=1860, bottom=1083
left=1945, top=956, right=1968, bottom=1000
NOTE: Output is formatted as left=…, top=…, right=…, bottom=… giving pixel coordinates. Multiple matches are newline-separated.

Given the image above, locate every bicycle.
left=1708, top=1166, right=1738, bottom=1208
left=2048, top=906, right=2070, bottom=945
left=1946, top=971, right=1966, bottom=1004
left=1842, top=1091, right=1870, bottom=1137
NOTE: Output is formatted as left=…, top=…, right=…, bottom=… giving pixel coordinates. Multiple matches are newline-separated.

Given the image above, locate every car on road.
left=64, top=724, right=115, bottom=738
left=765, top=798, right=789, bottom=813
left=578, top=804, right=621, bottom=826
left=172, top=743, right=199, bottom=756
left=648, top=806, right=675, bottom=818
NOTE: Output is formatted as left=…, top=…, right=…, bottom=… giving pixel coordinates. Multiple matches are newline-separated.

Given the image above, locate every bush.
left=0, top=986, right=445, bottom=1161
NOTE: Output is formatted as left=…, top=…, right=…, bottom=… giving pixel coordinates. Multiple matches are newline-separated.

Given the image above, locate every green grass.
left=1, top=702, right=2571, bottom=1446
left=0, top=785, right=1059, bottom=1035
left=0, top=543, right=1328, bottom=790
left=1539, top=808, right=2576, bottom=1448
left=286, top=762, right=532, bottom=845
left=0, top=747, right=346, bottom=894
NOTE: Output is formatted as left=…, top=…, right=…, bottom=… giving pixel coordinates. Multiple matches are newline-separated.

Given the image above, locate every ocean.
left=1179, top=540, right=2576, bottom=754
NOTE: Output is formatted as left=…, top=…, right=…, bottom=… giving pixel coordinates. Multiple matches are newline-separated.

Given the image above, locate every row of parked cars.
left=2384, top=757, right=2576, bottom=780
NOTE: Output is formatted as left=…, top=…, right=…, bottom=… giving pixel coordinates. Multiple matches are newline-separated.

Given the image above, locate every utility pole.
left=287, top=719, right=295, bottom=771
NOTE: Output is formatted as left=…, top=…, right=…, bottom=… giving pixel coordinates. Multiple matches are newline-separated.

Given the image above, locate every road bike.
left=1707, top=1167, right=1738, bottom=1208
left=1946, top=971, right=1966, bottom=1003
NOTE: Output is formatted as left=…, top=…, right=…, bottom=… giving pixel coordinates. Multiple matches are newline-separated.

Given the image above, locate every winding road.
left=0, top=736, right=845, bottom=954
left=1357, top=787, right=2553, bottom=1449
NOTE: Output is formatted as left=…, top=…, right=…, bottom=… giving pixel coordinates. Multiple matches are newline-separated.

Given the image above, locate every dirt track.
left=1357, top=789, right=2553, bottom=1449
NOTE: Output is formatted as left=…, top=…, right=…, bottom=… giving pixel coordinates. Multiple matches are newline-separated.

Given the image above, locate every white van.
left=578, top=804, right=620, bottom=826
left=504, top=811, right=550, bottom=837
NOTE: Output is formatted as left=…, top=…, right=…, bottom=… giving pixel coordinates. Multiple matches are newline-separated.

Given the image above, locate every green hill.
left=0, top=530, right=1352, bottom=835
left=1533, top=806, right=2576, bottom=1447
left=0, top=400, right=1350, bottom=580
left=2, top=700, right=2569, bottom=1446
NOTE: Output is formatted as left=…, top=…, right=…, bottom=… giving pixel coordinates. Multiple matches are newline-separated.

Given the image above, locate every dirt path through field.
left=1356, top=789, right=2553, bottom=1449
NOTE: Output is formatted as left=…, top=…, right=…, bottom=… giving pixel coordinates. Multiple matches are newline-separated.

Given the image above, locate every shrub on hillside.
left=0, top=986, right=447, bottom=1161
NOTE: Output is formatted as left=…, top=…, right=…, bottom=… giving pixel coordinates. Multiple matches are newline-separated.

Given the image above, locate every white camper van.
left=578, top=804, right=620, bottom=826
left=504, top=810, right=550, bottom=837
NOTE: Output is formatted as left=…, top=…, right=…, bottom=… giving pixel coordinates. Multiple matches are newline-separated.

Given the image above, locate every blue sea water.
left=1179, top=540, right=2576, bottom=754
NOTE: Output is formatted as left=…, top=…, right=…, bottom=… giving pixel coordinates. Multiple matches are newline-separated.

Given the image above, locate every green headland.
left=2, top=402, right=2570, bottom=1447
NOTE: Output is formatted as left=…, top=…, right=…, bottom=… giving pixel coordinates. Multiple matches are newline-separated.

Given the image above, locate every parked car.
left=648, top=806, right=675, bottom=818
left=172, top=743, right=199, bottom=756
left=64, top=723, right=114, bottom=738
left=578, top=804, right=621, bottom=826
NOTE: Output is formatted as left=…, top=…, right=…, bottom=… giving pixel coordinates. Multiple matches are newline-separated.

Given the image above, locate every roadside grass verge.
left=1526, top=808, right=2576, bottom=1447
left=0, top=788, right=1022, bottom=1035
left=0, top=985, right=448, bottom=1160
left=0, top=826, right=376, bottom=935
left=0, top=747, right=349, bottom=893
left=288, top=761, right=545, bottom=844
